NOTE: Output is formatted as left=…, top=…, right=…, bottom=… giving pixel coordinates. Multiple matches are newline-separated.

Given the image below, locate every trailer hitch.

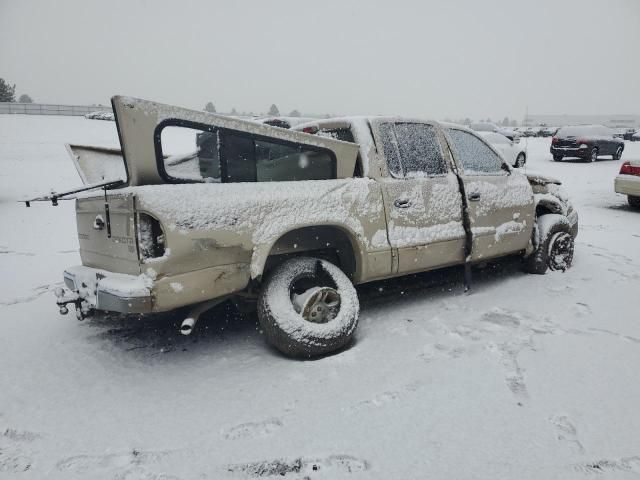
left=54, top=287, right=91, bottom=320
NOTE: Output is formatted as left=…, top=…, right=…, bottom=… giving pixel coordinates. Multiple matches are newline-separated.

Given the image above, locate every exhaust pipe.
left=180, top=317, right=196, bottom=335
left=179, top=296, right=228, bottom=336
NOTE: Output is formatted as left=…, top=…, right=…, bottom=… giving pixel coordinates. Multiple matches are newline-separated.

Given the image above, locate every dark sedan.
left=551, top=125, right=624, bottom=162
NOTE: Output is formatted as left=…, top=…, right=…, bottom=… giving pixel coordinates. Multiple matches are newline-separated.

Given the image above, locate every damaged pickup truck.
left=34, top=97, right=578, bottom=357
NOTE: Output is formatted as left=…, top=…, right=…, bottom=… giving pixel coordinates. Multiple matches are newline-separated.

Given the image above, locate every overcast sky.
left=1, top=0, right=639, bottom=120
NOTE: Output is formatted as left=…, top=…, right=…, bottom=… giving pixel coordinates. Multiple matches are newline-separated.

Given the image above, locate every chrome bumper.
left=59, top=265, right=153, bottom=316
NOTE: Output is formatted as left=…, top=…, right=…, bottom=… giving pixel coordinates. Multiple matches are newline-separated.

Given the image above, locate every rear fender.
left=250, top=224, right=366, bottom=282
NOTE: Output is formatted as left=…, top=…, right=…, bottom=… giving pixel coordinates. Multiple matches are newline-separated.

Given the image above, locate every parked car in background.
left=253, top=116, right=315, bottom=129
left=521, top=127, right=540, bottom=137
left=39, top=97, right=578, bottom=358
left=538, top=126, right=557, bottom=137
left=632, top=130, right=640, bottom=142
left=615, top=160, right=640, bottom=208
left=85, top=111, right=114, bottom=121
left=469, top=122, right=518, bottom=141
left=623, top=128, right=638, bottom=141
left=477, top=131, right=526, bottom=167
left=551, top=125, right=624, bottom=162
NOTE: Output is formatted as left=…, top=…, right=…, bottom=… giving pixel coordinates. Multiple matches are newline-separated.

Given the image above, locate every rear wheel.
left=589, top=147, right=598, bottom=162
left=629, top=195, right=640, bottom=209
left=515, top=153, right=526, bottom=168
left=257, top=257, right=360, bottom=357
left=524, top=215, right=575, bottom=274
left=553, top=154, right=563, bottom=162
left=613, top=146, right=623, bottom=160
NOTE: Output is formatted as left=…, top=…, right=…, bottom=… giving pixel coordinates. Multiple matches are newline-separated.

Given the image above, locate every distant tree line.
left=443, top=116, right=519, bottom=127
left=0, top=78, right=33, bottom=103
left=203, top=101, right=303, bottom=118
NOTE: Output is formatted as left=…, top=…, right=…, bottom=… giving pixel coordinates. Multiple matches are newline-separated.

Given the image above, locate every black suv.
left=551, top=125, right=624, bottom=162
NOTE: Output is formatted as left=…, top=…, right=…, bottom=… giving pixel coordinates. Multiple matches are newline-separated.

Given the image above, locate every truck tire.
left=629, top=195, right=640, bottom=208
left=524, top=214, right=575, bottom=274
left=257, top=257, right=360, bottom=357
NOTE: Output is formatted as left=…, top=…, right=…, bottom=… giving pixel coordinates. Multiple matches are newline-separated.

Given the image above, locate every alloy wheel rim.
left=547, top=232, right=573, bottom=272
left=292, top=286, right=341, bottom=324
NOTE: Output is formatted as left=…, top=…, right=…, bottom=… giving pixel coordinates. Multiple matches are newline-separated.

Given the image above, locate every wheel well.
left=262, top=226, right=358, bottom=280
left=536, top=205, right=554, bottom=217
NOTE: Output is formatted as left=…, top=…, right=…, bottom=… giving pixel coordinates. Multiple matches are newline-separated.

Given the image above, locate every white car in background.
left=615, top=160, right=640, bottom=208
left=469, top=122, right=518, bottom=141
left=477, top=131, right=527, bottom=167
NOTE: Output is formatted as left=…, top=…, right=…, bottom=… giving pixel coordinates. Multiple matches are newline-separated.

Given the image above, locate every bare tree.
left=204, top=102, right=216, bottom=113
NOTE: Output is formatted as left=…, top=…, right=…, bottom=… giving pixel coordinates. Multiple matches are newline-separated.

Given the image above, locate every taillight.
left=302, top=126, right=318, bottom=134
left=620, top=161, right=640, bottom=176
left=551, top=136, right=558, bottom=144
left=138, top=213, right=166, bottom=259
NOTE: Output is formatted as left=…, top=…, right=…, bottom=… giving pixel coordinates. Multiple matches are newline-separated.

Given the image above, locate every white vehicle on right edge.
left=615, top=160, right=640, bottom=208
left=477, top=131, right=527, bottom=168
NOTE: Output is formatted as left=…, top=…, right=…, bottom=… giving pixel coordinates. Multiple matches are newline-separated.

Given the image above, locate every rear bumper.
left=60, top=262, right=251, bottom=316
left=550, top=146, right=590, bottom=158
left=615, top=174, right=640, bottom=197
left=63, top=265, right=153, bottom=314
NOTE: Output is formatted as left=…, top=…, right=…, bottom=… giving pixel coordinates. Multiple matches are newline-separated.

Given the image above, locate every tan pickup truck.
left=44, top=96, right=578, bottom=357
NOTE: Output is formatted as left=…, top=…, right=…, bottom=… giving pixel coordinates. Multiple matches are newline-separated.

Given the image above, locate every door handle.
left=468, top=192, right=481, bottom=202
left=394, top=198, right=412, bottom=208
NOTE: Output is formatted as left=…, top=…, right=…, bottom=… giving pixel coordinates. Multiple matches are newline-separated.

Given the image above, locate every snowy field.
left=1, top=114, right=639, bottom=480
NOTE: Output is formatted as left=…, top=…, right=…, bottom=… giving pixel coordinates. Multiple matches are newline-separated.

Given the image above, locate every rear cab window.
left=156, top=121, right=336, bottom=183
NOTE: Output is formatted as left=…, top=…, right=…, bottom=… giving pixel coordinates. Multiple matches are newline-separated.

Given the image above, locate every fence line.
left=0, top=103, right=112, bottom=116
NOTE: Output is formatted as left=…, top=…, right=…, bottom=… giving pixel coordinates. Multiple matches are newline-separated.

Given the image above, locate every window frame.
left=154, top=118, right=338, bottom=184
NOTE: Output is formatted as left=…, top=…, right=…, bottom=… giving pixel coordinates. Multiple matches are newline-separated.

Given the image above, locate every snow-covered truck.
left=42, top=96, right=578, bottom=357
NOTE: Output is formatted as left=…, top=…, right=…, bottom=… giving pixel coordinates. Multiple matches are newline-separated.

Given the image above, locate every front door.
left=445, top=128, right=534, bottom=262
left=374, top=121, right=466, bottom=274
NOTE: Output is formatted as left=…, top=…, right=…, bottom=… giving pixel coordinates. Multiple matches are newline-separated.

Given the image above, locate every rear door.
left=445, top=128, right=534, bottom=262
left=374, top=120, right=466, bottom=274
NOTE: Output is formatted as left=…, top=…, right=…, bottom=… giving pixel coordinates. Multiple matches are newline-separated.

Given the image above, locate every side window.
left=394, top=123, right=447, bottom=176
left=378, top=122, right=447, bottom=177
left=447, top=129, right=504, bottom=174
left=159, top=123, right=335, bottom=183
left=253, top=138, right=334, bottom=181
left=161, top=126, right=220, bottom=182
left=378, top=123, right=403, bottom=177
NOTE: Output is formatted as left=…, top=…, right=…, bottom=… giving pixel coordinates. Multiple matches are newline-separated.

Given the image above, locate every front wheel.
left=629, top=195, right=640, bottom=209
left=524, top=215, right=575, bottom=274
left=257, top=257, right=360, bottom=357
left=553, top=154, right=563, bottom=162
left=589, top=147, right=598, bottom=162
left=613, top=146, right=623, bottom=160
left=515, top=153, right=526, bottom=168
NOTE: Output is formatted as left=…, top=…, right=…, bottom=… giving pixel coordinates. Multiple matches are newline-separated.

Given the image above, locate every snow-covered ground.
left=1, top=115, right=639, bottom=480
